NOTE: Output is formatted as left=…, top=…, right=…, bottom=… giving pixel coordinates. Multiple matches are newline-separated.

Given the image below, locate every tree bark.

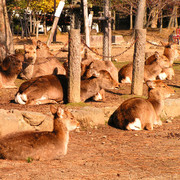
left=168, top=5, right=178, bottom=29
left=131, top=0, right=146, bottom=95
left=0, top=0, right=14, bottom=62
left=82, top=0, right=90, bottom=47
left=68, top=29, right=81, bottom=103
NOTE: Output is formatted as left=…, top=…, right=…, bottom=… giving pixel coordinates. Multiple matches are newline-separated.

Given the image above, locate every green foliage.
left=113, top=61, right=129, bottom=69
left=30, top=0, right=61, bottom=13
left=65, top=102, right=90, bottom=107
left=27, top=157, right=33, bottom=163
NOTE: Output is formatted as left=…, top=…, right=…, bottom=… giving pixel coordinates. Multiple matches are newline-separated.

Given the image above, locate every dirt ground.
left=0, top=29, right=180, bottom=179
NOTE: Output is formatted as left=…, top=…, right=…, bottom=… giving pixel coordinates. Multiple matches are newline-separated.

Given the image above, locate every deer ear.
left=32, top=39, right=37, bottom=46
left=57, top=107, right=64, bottom=118
left=36, top=40, right=43, bottom=49
left=1, top=57, right=10, bottom=71
left=50, top=105, right=57, bottom=115
left=160, top=41, right=168, bottom=47
left=88, top=61, right=94, bottom=69
left=146, top=80, right=156, bottom=89
left=154, top=51, right=159, bottom=59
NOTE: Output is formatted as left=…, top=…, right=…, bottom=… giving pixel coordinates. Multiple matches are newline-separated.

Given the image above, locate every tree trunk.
left=82, top=0, right=90, bottom=47
left=131, top=0, right=146, bottom=95
left=168, top=5, right=178, bottom=29
left=130, top=6, right=133, bottom=30
left=68, top=29, right=81, bottom=103
left=151, top=7, right=158, bottom=28
left=0, top=0, right=14, bottom=62
left=103, top=0, right=111, bottom=61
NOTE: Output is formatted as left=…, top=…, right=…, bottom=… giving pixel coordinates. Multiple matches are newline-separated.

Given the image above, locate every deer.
left=108, top=80, right=175, bottom=130
left=145, top=41, right=180, bottom=80
left=20, top=40, right=66, bottom=80
left=15, top=69, right=120, bottom=105
left=0, top=105, right=79, bottom=160
left=81, top=59, right=119, bottom=82
left=0, top=53, right=24, bottom=88
left=119, top=52, right=170, bottom=83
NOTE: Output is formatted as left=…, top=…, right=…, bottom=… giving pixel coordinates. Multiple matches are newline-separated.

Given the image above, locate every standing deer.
left=108, top=80, right=174, bottom=130
left=0, top=105, right=79, bottom=160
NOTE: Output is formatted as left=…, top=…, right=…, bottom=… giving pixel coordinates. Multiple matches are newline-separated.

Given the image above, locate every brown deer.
left=145, top=42, right=180, bottom=80
left=108, top=80, right=174, bottom=130
left=0, top=105, right=79, bottom=160
left=119, top=52, right=170, bottom=83
left=0, top=53, right=24, bottom=88
left=81, top=59, right=119, bottom=82
left=20, top=40, right=66, bottom=79
left=15, top=70, right=120, bottom=105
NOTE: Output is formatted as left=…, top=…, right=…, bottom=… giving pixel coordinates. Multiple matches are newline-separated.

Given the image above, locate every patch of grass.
left=27, top=157, right=33, bottom=163
left=15, top=78, right=26, bottom=88
left=173, top=62, right=180, bottom=71
left=173, top=86, right=180, bottom=93
left=65, top=102, right=90, bottom=107
left=113, top=61, right=129, bottom=69
left=120, top=94, right=147, bottom=100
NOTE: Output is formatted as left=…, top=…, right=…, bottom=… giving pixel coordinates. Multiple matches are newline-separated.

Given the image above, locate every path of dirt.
left=0, top=30, right=180, bottom=179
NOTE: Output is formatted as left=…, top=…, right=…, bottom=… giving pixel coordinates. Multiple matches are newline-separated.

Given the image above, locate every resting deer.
left=0, top=105, right=79, bottom=160
left=108, top=80, right=174, bottom=130
left=15, top=69, right=120, bottom=105
left=0, top=53, right=24, bottom=88
left=119, top=52, right=170, bottom=83
left=145, top=42, right=180, bottom=80
left=81, top=59, right=118, bottom=82
left=20, top=40, right=66, bottom=79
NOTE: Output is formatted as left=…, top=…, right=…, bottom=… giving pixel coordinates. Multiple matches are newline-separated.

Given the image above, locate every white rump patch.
left=93, top=92, right=102, bottom=101
left=158, top=72, right=167, bottom=80
left=121, top=77, right=131, bottom=83
left=126, top=118, right=142, bottom=130
left=15, top=93, right=27, bottom=105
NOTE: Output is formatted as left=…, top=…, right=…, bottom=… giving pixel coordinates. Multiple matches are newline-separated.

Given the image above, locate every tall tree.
left=0, top=0, right=14, bottom=62
left=131, top=0, right=146, bottom=95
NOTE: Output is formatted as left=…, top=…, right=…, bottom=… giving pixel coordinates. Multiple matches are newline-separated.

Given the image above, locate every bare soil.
left=0, top=29, right=180, bottom=179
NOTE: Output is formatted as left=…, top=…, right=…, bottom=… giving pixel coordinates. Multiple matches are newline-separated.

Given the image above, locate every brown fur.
left=161, top=41, right=180, bottom=64
left=15, top=74, right=67, bottom=105
left=0, top=53, right=24, bottom=88
left=80, top=70, right=120, bottom=102
left=63, top=60, right=114, bottom=101
left=15, top=70, right=119, bottom=105
left=0, top=105, right=79, bottom=160
left=118, top=52, right=170, bottom=83
left=108, top=80, right=174, bottom=130
left=145, top=41, right=179, bottom=80
left=81, top=59, right=118, bottom=82
left=20, top=40, right=66, bottom=79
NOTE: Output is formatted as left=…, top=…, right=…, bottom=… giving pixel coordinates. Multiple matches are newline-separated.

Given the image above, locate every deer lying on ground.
left=108, top=80, right=174, bottom=130
left=20, top=40, right=66, bottom=79
left=119, top=52, right=170, bottom=83
left=0, top=105, right=79, bottom=160
left=81, top=59, right=119, bottom=82
left=145, top=42, right=180, bottom=80
left=0, top=53, right=24, bottom=88
left=63, top=58, right=119, bottom=82
left=15, top=69, right=120, bottom=105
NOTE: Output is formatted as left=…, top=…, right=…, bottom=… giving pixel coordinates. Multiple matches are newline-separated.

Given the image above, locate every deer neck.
left=53, top=119, right=69, bottom=154
left=148, top=90, right=164, bottom=116
left=1, top=71, right=17, bottom=84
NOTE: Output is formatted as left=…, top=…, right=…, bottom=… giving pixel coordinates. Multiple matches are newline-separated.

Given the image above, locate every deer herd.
left=0, top=37, right=179, bottom=160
